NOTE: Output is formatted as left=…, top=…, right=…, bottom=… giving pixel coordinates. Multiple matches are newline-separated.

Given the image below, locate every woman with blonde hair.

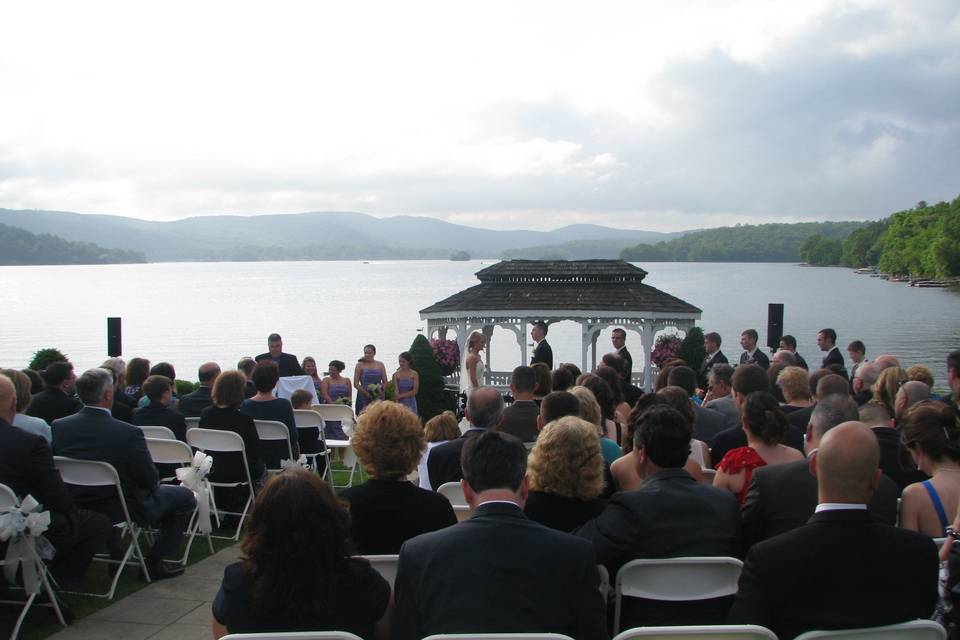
left=417, top=411, right=460, bottom=489
left=777, top=366, right=814, bottom=412
left=461, top=331, right=486, bottom=398
left=568, top=385, right=622, bottom=464
left=873, top=366, right=907, bottom=416
left=524, top=416, right=607, bottom=532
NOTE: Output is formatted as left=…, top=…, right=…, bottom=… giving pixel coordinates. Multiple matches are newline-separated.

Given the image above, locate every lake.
left=2, top=261, right=959, bottom=389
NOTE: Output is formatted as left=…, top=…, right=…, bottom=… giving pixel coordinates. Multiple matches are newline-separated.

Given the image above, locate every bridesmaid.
left=302, top=357, right=323, bottom=395
left=320, top=360, right=352, bottom=440
left=353, top=344, right=388, bottom=415
left=392, top=351, right=420, bottom=416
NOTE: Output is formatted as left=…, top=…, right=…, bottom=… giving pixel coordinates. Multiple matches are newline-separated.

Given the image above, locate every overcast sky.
left=1, top=0, right=957, bottom=231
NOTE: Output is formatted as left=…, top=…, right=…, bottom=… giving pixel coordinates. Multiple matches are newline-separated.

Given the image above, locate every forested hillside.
left=0, top=223, right=145, bottom=265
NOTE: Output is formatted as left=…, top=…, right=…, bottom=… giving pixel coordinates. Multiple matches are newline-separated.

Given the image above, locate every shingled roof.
left=420, top=260, right=701, bottom=317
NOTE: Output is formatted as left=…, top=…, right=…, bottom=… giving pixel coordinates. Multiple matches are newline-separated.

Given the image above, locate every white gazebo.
left=419, top=260, right=701, bottom=391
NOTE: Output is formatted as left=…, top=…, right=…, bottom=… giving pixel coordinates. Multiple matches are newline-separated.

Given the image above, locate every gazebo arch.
left=420, top=260, right=701, bottom=391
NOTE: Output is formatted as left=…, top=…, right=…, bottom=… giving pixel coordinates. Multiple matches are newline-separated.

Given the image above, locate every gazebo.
left=419, top=260, right=702, bottom=391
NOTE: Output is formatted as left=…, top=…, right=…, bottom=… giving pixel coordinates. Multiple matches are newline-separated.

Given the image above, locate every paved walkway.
left=47, top=544, right=240, bottom=640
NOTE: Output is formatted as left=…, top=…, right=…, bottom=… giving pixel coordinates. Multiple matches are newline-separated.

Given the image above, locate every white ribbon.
left=280, top=455, right=312, bottom=472
left=0, top=495, right=51, bottom=595
left=177, top=452, right=214, bottom=534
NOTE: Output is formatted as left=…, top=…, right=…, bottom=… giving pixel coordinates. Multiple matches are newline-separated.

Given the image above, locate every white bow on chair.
left=280, top=455, right=312, bottom=472
left=0, top=495, right=51, bottom=595
left=176, top=452, right=215, bottom=534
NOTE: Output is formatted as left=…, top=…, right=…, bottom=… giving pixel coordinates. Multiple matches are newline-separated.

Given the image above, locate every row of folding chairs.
left=217, top=620, right=946, bottom=639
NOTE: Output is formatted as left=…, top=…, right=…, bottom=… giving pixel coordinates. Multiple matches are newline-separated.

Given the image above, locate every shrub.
left=410, top=333, right=454, bottom=421
left=29, top=347, right=69, bottom=371
left=175, top=379, right=198, bottom=397
left=677, top=326, right=706, bottom=375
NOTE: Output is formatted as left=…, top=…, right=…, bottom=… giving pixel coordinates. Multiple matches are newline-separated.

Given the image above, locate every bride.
left=460, top=331, right=486, bottom=398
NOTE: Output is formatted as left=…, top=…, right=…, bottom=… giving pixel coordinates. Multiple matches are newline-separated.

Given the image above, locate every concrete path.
left=47, top=544, right=240, bottom=640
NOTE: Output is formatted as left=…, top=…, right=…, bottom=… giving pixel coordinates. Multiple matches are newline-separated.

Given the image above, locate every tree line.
left=0, top=222, right=146, bottom=265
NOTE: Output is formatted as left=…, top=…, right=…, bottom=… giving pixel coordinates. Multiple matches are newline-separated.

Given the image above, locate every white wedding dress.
left=460, top=355, right=485, bottom=398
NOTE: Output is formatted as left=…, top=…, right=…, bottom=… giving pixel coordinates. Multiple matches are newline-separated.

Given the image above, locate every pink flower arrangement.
left=651, top=334, right=682, bottom=367
left=431, top=339, right=460, bottom=375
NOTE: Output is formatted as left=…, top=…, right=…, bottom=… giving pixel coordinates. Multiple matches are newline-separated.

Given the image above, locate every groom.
left=530, top=321, right=553, bottom=369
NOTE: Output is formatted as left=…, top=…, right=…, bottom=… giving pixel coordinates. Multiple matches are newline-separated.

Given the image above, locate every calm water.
left=2, top=261, right=959, bottom=389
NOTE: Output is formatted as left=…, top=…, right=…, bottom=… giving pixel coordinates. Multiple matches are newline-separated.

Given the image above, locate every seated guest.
left=52, top=368, right=196, bottom=579
left=138, top=362, right=178, bottom=409
left=894, top=380, right=932, bottom=423
left=240, top=360, right=300, bottom=462
left=578, top=373, right=621, bottom=444
left=668, top=365, right=727, bottom=444
left=900, top=401, right=960, bottom=537
left=26, top=361, right=81, bottom=424
left=595, top=364, right=632, bottom=425
left=602, top=352, right=641, bottom=407
left=427, top=387, right=504, bottom=490
left=288, top=389, right=323, bottom=466
left=702, top=363, right=739, bottom=431
left=0, top=374, right=112, bottom=587
left=777, top=366, right=815, bottom=414
left=550, top=366, right=575, bottom=392
left=132, top=375, right=188, bottom=441
left=122, top=357, right=150, bottom=403
left=531, top=363, right=552, bottom=403
left=212, top=469, right=391, bottom=639
left=536, top=390, right=582, bottom=430
left=301, top=356, right=323, bottom=394
left=289, top=389, right=313, bottom=410
left=558, top=362, right=582, bottom=380
left=2, top=368, right=51, bottom=443
left=320, top=360, right=352, bottom=439
left=237, top=357, right=257, bottom=399
left=714, top=391, right=803, bottom=507
left=200, top=370, right=267, bottom=491
left=873, top=366, right=907, bottom=417
left=417, top=411, right=460, bottom=490
left=497, top=366, right=539, bottom=443
left=179, top=362, right=220, bottom=417
left=852, top=361, right=880, bottom=406
left=22, top=368, right=44, bottom=395
left=394, top=430, right=607, bottom=640
left=576, top=405, right=741, bottom=628
left=340, top=401, right=456, bottom=553
left=569, top=385, right=622, bottom=464
left=860, top=401, right=925, bottom=491
left=524, top=416, right=607, bottom=532
left=730, top=422, right=938, bottom=639
left=101, top=358, right=133, bottom=422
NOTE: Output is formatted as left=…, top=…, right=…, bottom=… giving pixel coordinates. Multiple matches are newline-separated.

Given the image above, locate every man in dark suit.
left=738, top=329, right=770, bottom=369
left=611, top=327, right=633, bottom=382
left=26, top=361, right=81, bottom=424
left=0, top=374, right=111, bottom=587
left=668, top=366, right=728, bottom=444
left=52, top=368, right=196, bottom=579
left=702, top=364, right=739, bottom=432
left=777, top=335, right=809, bottom=370
left=498, top=366, right=539, bottom=443
left=428, top=387, right=504, bottom=490
left=395, top=430, right=606, bottom=640
left=131, top=375, right=189, bottom=441
left=179, top=362, right=220, bottom=417
left=530, top=321, right=553, bottom=369
left=729, top=421, right=938, bottom=639
left=255, top=333, right=303, bottom=377
left=576, top=405, right=741, bottom=628
left=740, top=394, right=899, bottom=549
left=817, top=328, right=845, bottom=369
left=102, top=358, right=135, bottom=422
left=699, top=331, right=729, bottom=389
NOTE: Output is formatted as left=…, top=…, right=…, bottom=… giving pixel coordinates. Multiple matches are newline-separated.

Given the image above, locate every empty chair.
left=254, top=420, right=294, bottom=473
left=52, top=457, right=152, bottom=598
left=437, top=481, right=472, bottom=521
left=187, top=428, right=255, bottom=541
left=185, top=416, right=201, bottom=430
left=293, top=408, right=330, bottom=474
left=138, top=425, right=176, bottom=440
left=612, top=625, right=778, bottom=640
left=613, top=557, right=743, bottom=633
left=313, top=404, right=360, bottom=488
left=793, top=620, right=946, bottom=640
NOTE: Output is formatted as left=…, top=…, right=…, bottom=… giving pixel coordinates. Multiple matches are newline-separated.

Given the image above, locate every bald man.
left=179, top=362, right=221, bottom=417
left=730, top=422, right=938, bottom=639
left=894, top=380, right=932, bottom=422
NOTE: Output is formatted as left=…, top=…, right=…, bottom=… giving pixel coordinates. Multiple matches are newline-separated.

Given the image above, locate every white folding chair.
left=186, top=428, right=255, bottom=541
left=422, top=635, right=576, bottom=639
left=293, top=409, right=331, bottom=474
left=137, top=425, right=176, bottom=440
left=437, top=481, right=472, bottom=522
left=221, top=633, right=364, bottom=640
left=0, top=483, right=67, bottom=638
left=612, top=625, right=778, bottom=640
left=613, top=557, right=743, bottom=633
left=185, top=416, right=201, bottom=430
left=52, top=457, right=152, bottom=599
left=254, top=420, right=294, bottom=474
left=361, top=554, right=399, bottom=588
left=793, top=620, right=946, bottom=640
left=598, top=564, right=610, bottom=603
left=145, top=437, right=215, bottom=564
left=313, top=405, right=360, bottom=488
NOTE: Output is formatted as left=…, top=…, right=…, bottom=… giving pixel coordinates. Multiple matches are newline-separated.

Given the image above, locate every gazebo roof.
left=420, top=260, right=701, bottom=318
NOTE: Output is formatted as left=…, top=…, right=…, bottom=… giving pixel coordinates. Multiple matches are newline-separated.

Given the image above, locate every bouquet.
left=366, top=383, right=384, bottom=400
left=651, top=334, right=682, bottom=367
left=431, top=338, right=461, bottom=375
left=334, top=397, right=352, bottom=406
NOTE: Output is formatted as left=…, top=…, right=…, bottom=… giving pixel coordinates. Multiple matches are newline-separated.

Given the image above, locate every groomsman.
left=611, top=328, right=633, bottom=382
left=530, top=321, right=553, bottom=369
left=699, top=332, right=728, bottom=389
left=739, top=329, right=770, bottom=369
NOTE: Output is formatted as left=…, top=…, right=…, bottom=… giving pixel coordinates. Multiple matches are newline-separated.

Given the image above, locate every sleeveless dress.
left=716, top=446, right=767, bottom=507
left=356, top=367, right=383, bottom=415
left=460, top=356, right=485, bottom=398
left=325, top=381, right=351, bottom=440
left=397, top=377, right=418, bottom=415
left=922, top=479, right=950, bottom=536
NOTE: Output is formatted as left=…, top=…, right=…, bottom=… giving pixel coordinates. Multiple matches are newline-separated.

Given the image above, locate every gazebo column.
left=590, top=331, right=599, bottom=370
left=503, top=323, right=526, bottom=371
left=521, top=319, right=529, bottom=366
left=481, top=325, right=494, bottom=384
left=640, top=322, right=656, bottom=392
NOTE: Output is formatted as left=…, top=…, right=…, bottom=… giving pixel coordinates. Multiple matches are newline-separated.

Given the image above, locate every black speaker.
left=107, top=317, right=122, bottom=357
left=766, top=304, right=784, bottom=352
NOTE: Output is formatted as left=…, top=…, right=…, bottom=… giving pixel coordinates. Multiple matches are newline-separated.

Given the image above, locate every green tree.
left=800, top=235, right=843, bottom=265
left=677, top=327, right=706, bottom=375
left=841, top=220, right=888, bottom=267
left=409, top=334, right=452, bottom=422
left=29, top=347, right=69, bottom=371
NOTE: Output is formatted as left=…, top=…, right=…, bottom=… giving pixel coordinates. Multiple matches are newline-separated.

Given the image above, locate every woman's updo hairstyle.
left=901, top=400, right=960, bottom=463
left=467, top=331, right=485, bottom=353
left=742, top=391, right=788, bottom=446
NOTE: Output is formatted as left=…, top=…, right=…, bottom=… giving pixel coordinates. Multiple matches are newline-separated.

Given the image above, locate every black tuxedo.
left=254, top=351, right=304, bottom=377
left=0, top=419, right=111, bottom=583
left=740, top=459, right=900, bottom=550
left=821, top=346, right=845, bottom=369
left=394, top=502, right=606, bottom=640
left=618, top=346, right=633, bottom=381
left=132, top=404, right=188, bottom=441
left=739, top=349, right=770, bottom=370
left=426, top=428, right=484, bottom=490
left=576, top=468, right=741, bottom=628
left=498, top=400, right=539, bottom=443
left=531, top=340, right=553, bottom=369
left=729, top=509, right=938, bottom=640
left=178, top=385, right=213, bottom=417
left=693, top=404, right=728, bottom=444
left=26, top=387, right=82, bottom=424
left=699, top=350, right=729, bottom=388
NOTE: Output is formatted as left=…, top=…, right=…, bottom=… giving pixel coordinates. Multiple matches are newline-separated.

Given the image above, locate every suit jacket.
left=703, top=395, right=740, bottom=433
left=618, top=346, right=633, bottom=380
left=178, top=385, right=213, bottom=417
left=26, top=388, right=82, bottom=424
left=693, top=403, right=728, bottom=445
left=497, top=400, right=539, bottom=443
left=699, top=350, right=729, bottom=388
left=575, top=468, right=742, bottom=627
left=254, top=351, right=304, bottom=377
left=131, top=404, right=188, bottom=441
left=426, top=428, right=484, bottom=490
left=52, top=407, right=159, bottom=521
left=821, top=347, right=845, bottom=369
left=531, top=340, right=553, bottom=369
left=393, top=502, right=606, bottom=640
left=0, top=418, right=74, bottom=514
left=739, top=349, right=770, bottom=369
left=740, top=459, right=900, bottom=550
left=729, top=509, right=938, bottom=640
